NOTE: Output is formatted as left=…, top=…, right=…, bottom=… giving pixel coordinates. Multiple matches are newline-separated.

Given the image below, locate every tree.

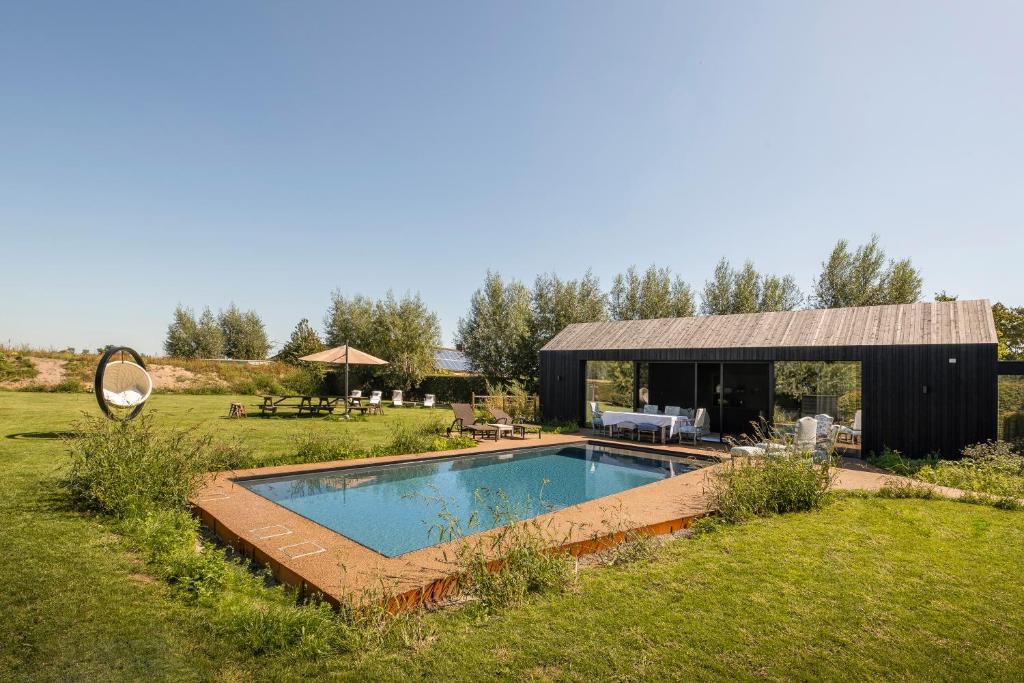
left=811, top=235, right=923, bottom=308
left=526, top=270, right=608, bottom=381
left=218, top=304, right=270, bottom=359
left=371, top=292, right=441, bottom=390
left=323, top=290, right=441, bottom=390
left=935, top=291, right=958, bottom=302
left=456, top=271, right=533, bottom=383
left=324, top=292, right=377, bottom=349
left=164, top=306, right=199, bottom=358
left=276, top=318, right=323, bottom=364
left=608, top=265, right=695, bottom=320
left=194, top=307, right=224, bottom=358
left=700, top=258, right=802, bottom=315
left=993, top=302, right=1024, bottom=360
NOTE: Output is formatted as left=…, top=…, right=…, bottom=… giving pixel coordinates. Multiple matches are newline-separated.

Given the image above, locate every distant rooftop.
left=434, top=347, right=473, bottom=373
left=542, top=300, right=997, bottom=352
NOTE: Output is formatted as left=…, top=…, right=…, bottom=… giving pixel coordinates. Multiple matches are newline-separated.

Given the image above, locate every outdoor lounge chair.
left=837, top=410, right=862, bottom=443
left=488, top=407, right=543, bottom=439
left=447, top=403, right=499, bottom=440
left=422, top=394, right=436, bottom=408
left=368, top=391, right=383, bottom=414
left=730, top=416, right=818, bottom=459
left=678, top=408, right=709, bottom=445
left=391, top=390, right=403, bottom=407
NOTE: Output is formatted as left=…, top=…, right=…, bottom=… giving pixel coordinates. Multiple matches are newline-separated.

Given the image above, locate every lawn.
left=2, top=392, right=1022, bottom=681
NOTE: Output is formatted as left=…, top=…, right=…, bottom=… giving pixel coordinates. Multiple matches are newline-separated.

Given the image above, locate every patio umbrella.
left=299, top=344, right=387, bottom=411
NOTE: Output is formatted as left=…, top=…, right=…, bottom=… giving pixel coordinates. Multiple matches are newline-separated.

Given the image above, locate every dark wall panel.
left=541, top=343, right=998, bottom=458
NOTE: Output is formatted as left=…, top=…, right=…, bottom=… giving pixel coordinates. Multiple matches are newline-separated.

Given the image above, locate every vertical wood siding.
left=541, top=343, right=998, bottom=457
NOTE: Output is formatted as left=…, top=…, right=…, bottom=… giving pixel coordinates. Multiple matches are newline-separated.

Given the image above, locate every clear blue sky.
left=2, top=1, right=1022, bottom=355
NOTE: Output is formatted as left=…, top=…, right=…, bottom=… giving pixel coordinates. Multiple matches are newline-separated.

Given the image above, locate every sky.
left=1, top=1, right=1022, bottom=355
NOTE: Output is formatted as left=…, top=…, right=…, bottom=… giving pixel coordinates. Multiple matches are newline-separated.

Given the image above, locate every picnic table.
left=256, top=395, right=342, bottom=417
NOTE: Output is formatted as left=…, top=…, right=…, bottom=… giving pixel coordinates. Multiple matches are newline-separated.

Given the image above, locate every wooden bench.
left=256, top=395, right=342, bottom=417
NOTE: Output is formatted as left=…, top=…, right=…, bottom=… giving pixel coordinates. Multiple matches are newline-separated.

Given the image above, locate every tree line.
left=163, top=291, right=441, bottom=391
left=457, top=235, right=929, bottom=387
left=164, top=304, right=271, bottom=360
left=164, top=235, right=1024, bottom=392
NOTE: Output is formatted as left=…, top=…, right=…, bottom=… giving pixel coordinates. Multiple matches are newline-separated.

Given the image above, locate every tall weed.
left=709, top=452, right=834, bottom=523
left=62, top=414, right=228, bottom=517
left=433, top=490, right=575, bottom=611
left=870, top=442, right=1024, bottom=499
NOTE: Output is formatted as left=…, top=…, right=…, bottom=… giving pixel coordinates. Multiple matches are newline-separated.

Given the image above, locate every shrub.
left=61, top=414, right=227, bottom=517
left=870, top=442, right=1024, bottom=500
left=962, top=439, right=1022, bottom=461
left=434, top=491, right=574, bottom=611
left=838, top=389, right=861, bottom=422
left=279, top=365, right=326, bottom=396
left=598, top=529, right=660, bottom=566
left=52, top=377, right=84, bottom=393
left=1001, top=412, right=1024, bottom=446
left=876, top=479, right=939, bottom=500
left=115, top=507, right=230, bottom=601
left=255, top=421, right=477, bottom=469
left=291, top=432, right=361, bottom=464
left=708, top=452, right=834, bottom=524
left=215, top=597, right=358, bottom=657
left=543, top=420, right=580, bottom=434
left=414, top=374, right=488, bottom=403
left=0, top=350, right=38, bottom=382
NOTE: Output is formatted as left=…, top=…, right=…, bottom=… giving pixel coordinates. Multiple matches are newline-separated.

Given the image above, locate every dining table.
left=600, top=411, right=692, bottom=443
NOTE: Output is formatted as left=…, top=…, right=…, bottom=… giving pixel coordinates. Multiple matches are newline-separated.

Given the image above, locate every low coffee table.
left=487, top=423, right=517, bottom=439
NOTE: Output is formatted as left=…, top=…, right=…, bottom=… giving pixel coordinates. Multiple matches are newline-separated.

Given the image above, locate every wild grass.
left=5, top=393, right=1024, bottom=680
left=61, top=415, right=229, bottom=517
left=709, top=451, right=834, bottom=524
left=0, top=349, right=38, bottom=382
left=53, top=405, right=475, bottom=664
left=870, top=441, right=1024, bottom=500
left=437, top=491, right=576, bottom=612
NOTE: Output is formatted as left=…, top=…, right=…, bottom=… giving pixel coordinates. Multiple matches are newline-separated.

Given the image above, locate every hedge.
left=414, top=374, right=489, bottom=403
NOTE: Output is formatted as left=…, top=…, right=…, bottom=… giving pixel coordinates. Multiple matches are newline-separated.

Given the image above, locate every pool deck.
left=190, top=433, right=947, bottom=609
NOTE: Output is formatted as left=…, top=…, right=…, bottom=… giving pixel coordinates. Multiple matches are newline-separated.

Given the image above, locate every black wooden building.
left=539, top=300, right=1000, bottom=457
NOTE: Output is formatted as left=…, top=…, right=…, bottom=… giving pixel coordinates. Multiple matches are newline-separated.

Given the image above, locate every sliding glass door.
left=721, top=363, right=771, bottom=437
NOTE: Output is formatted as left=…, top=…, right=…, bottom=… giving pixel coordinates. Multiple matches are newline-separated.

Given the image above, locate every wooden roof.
left=541, top=300, right=997, bottom=352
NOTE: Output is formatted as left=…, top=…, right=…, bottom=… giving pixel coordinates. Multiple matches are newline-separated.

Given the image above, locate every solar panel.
left=434, top=349, right=473, bottom=372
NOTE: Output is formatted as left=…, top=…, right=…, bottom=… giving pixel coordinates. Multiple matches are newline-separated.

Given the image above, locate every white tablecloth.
left=601, top=411, right=691, bottom=437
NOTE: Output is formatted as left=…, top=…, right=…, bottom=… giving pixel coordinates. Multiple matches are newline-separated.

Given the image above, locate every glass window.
left=998, top=375, right=1024, bottom=443
left=585, top=361, right=633, bottom=423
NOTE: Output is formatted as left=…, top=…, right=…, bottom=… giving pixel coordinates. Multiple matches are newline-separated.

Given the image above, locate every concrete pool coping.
left=192, top=434, right=727, bottom=608
left=192, top=435, right=951, bottom=609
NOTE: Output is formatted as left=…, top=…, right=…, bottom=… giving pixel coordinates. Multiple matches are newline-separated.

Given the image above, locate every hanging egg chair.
left=94, top=346, right=153, bottom=421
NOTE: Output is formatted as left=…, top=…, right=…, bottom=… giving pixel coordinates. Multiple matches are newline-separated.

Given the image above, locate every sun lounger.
left=487, top=407, right=543, bottom=439
left=447, top=403, right=499, bottom=440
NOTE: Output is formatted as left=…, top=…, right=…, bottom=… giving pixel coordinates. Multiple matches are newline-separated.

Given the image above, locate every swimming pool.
left=238, top=443, right=704, bottom=557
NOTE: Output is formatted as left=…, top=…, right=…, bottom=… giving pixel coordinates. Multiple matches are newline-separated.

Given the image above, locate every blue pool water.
left=239, top=444, right=701, bottom=557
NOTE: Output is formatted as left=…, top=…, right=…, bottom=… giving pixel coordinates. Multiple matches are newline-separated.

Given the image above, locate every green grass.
left=2, top=393, right=1023, bottom=681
